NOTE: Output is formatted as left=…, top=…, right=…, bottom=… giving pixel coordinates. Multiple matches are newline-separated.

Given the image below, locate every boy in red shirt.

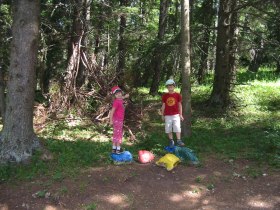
left=161, top=79, right=185, bottom=147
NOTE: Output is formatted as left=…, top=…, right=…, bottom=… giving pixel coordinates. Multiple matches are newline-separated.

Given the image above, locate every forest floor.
left=1, top=157, right=279, bottom=210
left=1, top=81, right=280, bottom=210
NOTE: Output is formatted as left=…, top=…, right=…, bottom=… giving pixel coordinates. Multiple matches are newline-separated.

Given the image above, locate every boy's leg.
left=168, top=133, right=174, bottom=147
left=175, top=132, right=181, bottom=139
left=168, top=133, right=173, bottom=139
left=173, top=115, right=185, bottom=146
left=176, top=132, right=185, bottom=146
left=165, top=116, right=174, bottom=147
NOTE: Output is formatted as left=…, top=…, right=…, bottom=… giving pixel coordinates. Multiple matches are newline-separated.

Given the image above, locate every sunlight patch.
left=202, top=199, right=210, bottom=205
left=183, top=189, right=202, bottom=199
left=247, top=196, right=273, bottom=208
left=170, top=194, right=184, bottom=202
left=101, top=194, right=130, bottom=208
left=91, top=135, right=109, bottom=142
left=44, top=205, right=58, bottom=210
left=0, top=204, right=8, bottom=210
left=170, top=186, right=202, bottom=203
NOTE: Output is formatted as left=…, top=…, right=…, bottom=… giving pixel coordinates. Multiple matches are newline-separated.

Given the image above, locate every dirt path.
left=1, top=158, right=279, bottom=210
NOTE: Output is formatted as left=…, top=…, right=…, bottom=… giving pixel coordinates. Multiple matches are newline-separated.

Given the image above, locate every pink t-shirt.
left=112, top=98, right=125, bottom=120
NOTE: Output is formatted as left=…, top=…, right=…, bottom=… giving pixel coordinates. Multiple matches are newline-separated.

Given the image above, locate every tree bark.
left=208, top=0, right=236, bottom=107
left=0, top=0, right=40, bottom=164
left=248, top=41, right=264, bottom=72
left=0, top=1, right=10, bottom=121
left=0, top=66, right=5, bottom=121
left=197, top=0, right=215, bottom=84
left=116, top=0, right=129, bottom=86
left=69, top=0, right=91, bottom=88
left=228, top=1, right=238, bottom=83
left=181, top=0, right=192, bottom=137
left=149, top=0, right=169, bottom=95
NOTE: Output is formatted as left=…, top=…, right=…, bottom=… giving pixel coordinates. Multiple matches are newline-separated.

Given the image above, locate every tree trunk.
left=68, top=0, right=91, bottom=88
left=0, top=1, right=10, bottom=121
left=149, top=0, right=169, bottom=95
left=208, top=0, right=236, bottom=107
left=116, top=0, right=129, bottom=86
left=0, top=66, right=5, bottom=121
left=0, top=0, right=40, bottom=164
left=228, top=1, right=238, bottom=83
left=248, top=43, right=264, bottom=72
left=173, top=0, right=180, bottom=34
left=197, top=0, right=215, bottom=84
left=276, top=61, right=280, bottom=73
left=181, top=0, right=192, bottom=137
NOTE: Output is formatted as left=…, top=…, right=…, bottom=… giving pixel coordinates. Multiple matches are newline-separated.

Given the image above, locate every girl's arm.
left=123, top=93, right=129, bottom=99
left=109, top=107, right=116, bottom=125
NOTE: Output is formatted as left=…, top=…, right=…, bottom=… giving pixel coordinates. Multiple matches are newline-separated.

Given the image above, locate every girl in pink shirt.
left=109, top=86, right=129, bottom=154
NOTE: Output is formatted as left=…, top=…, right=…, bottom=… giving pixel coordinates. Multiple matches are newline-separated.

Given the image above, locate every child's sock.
left=112, top=146, right=117, bottom=153
left=169, top=139, right=174, bottom=147
left=116, top=146, right=121, bottom=150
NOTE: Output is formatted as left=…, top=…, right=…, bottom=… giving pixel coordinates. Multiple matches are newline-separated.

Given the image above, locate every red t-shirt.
left=162, top=92, right=182, bottom=116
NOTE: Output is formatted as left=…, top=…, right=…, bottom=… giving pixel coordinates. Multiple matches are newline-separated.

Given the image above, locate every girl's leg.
left=112, top=143, right=117, bottom=153
left=113, top=119, right=124, bottom=153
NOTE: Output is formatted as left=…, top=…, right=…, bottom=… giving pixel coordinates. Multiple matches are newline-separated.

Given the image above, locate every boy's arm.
left=178, top=102, right=184, bottom=121
left=161, top=103, right=165, bottom=115
left=161, top=103, right=165, bottom=121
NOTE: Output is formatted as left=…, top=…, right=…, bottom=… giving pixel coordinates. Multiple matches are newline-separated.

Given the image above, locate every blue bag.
left=111, top=151, right=133, bottom=164
left=164, top=146, right=176, bottom=153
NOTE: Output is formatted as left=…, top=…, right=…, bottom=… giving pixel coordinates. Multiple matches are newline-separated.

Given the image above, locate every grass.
left=0, top=68, right=279, bottom=181
left=188, top=69, right=280, bottom=167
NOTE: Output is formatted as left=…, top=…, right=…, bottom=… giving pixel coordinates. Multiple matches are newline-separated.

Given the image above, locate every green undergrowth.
left=0, top=68, right=279, bottom=181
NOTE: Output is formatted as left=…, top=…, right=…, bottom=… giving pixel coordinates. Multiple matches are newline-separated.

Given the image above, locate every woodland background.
left=0, top=0, right=279, bottom=168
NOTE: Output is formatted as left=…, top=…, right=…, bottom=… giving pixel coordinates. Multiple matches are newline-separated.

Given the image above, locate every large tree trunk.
left=0, top=1, right=10, bottom=122
left=149, top=0, right=169, bottom=95
left=0, top=0, right=40, bottom=164
left=181, top=0, right=192, bottom=137
left=116, top=0, right=129, bottom=86
left=208, top=0, right=236, bottom=107
left=248, top=41, right=264, bottom=72
left=0, top=66, right=5, bottom=121
left=276, top=61, right=280, bottom=73
left=228, top=1, right=238, bottom=83
left=197, top=0, right=215, bottom=84
left=68, top=0, right=91, bottom=88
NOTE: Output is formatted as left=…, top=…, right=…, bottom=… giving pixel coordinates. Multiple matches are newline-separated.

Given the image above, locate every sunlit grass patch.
left=188, top=72, right=280, bottom=167
left=38, top=119, right=111, bottom=142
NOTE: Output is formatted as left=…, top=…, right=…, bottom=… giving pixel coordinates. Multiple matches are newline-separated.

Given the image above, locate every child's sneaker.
left=177, top=140, right=185, bottom=147
left=116, top=148, right=125, bottom=154
left=112, top=149, right=116, bottom=154
left=169, top=140, right=175, bottom=148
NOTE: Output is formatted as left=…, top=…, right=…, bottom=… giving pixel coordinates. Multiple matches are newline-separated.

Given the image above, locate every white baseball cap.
left=165, top=79, right=176, bottom=86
